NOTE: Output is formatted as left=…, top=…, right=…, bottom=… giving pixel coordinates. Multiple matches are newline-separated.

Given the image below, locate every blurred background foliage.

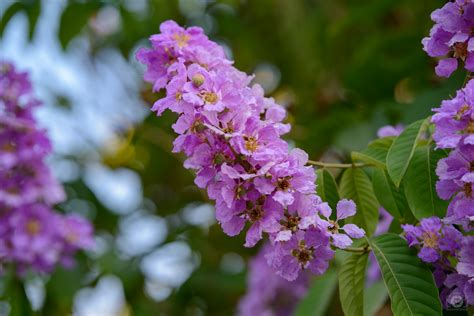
left=0, top=0, right=464, bottom=315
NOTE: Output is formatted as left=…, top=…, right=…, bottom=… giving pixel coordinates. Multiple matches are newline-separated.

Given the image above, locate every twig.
left=307, top=160, right=372, bottom=168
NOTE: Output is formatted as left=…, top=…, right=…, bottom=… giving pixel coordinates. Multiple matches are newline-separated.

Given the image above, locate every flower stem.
left=307, top=160, right=371, bottom=168
left=342, top=246, right=371, bottom=253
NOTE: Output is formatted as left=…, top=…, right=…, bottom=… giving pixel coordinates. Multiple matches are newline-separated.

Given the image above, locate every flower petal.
left=336, top=199, right=356, bottom=220
left=342, top=224, right=365, bottom=238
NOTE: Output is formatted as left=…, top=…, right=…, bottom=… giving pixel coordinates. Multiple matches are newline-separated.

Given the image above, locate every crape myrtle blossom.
left=431, top=79, right=474, bottom=150
left=0, top=62, right=93, bottom=274
left=450, top=236, right=474, bottom=306
left=438, top=236, right=474, bottom=308
left=238, top=244, right=310, bottom=316
left=422, top=0, right=474, bottom=77
left=436, top=143, right=474, bottom=231
left=401, top=217, right=474, bottom=307
left=137, top=20, right=365, bottom=280
left=424, top=6, right=474, bottom=301
left=402, top=217, right=462, bottom=263
left=432, top=79, right=474, bottom=231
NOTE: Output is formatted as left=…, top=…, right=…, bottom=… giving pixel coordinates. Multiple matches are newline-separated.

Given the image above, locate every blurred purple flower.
left=0, top=61, right=93, bottom=274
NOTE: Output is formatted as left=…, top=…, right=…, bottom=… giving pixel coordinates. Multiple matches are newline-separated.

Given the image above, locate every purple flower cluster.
left=432, top=79, right=474, bottom=231
left=423, top=0, right=474, bottom=77
left=137, top=21, right=365, bottom=280
left=402, top=217, right=473, bottom=307
left=0, top=62, right=93, bottom=274
left=238, top=244, right=310, bottom=316
left=402, top=217, right=462, bottom=263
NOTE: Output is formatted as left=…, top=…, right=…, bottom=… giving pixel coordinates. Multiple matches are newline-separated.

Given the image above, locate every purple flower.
left=137, top=21, right=361, bottom=280
left=303, top=199, right=365, bottom=249
left=457, top=236, right=474, bottom=278
left=435, top=143, right=474, bottom=231
left=238, top=244, right=310, bottom=316
left=402, top=217, right=462, bottom=263
left=444, top=273, right=474, bottom=307
left=0, top=61, right=94, bottom=274
left=432, top=79, right=474, bottom=149
left=423, top=1, right=474, bottom=77
left=376, top=124, right=404, bottom=138
left=266, top=227, right=334, bottom=281
left=1, top=204, right=63, bottom=273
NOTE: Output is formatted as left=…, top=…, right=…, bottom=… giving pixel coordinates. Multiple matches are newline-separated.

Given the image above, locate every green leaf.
left=294, top=269, right=338, bottom=316
left=352, top=148, right=387, bottom=169
left=59, top=2, right=101, bottom=49
left=316, top=169, right=340, bottom=210
left=0, top=3, right=24, bottom=37
left=351, top=137, right=395, bottom=169
left=387, top=118, right=430, bottom=187
left=368, top=234, right=442, bottom=316
left=339, top=252, right=369, bottom=316
left=372, top=168, right=412, bottom=221
left=364, top=280, right=388, bottom=316
left=25, top=0, right=41, bottom=40
left=369, top=136, right=396, bottom=150
left=0, top=1, right=40, bottom=40
left=339, top=168, right=379, bottom=236
left=403, top=145, right=448, bottom=219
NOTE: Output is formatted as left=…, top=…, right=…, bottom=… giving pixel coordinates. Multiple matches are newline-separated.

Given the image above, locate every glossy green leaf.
left=369, top=234, right=442, bottom=316
left=339, top=252, right=369, bottom=316
left=364, top=280, right=388, bottom=316
left=294, top=269, right=338, bottom=316
left=387, top=118, right=430, bottom=187
left=372, top=168, right=412, bottom=221
left=369, top=136, right=396, bottom=150
left=339, top=168, right=379, bottom=236
left=403, top=145, right=448, bottom=219
left=352, top=137, right=395, bottom=169
left=352, top=148, right=387, bottom=169
left=316, top=169, right=340, bottom=210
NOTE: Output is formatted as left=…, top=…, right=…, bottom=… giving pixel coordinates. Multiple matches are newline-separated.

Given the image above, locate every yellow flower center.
left=201, top=91, right=218, bottom=104
left=244, top=136, right=258, bottom=152
left=172, top=33, right=190, bottom=48
left=467, top=120, right=474, bottom=134
left=192, top=74, right=205, bottom=87
left=1, top=142, right=16, bottom=152
left=66, top=232, right=78, bottom=243
left=26, top=220, right=41, bottom=235
left=455, top=104, right=470, bottom=120
left=422, top=232, right=438, bottom=248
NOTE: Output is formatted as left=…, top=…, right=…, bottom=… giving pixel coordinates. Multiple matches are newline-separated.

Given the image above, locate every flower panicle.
left=137, top=20, right=365, bottom=280
left=0, top=61, right=94, bottom=274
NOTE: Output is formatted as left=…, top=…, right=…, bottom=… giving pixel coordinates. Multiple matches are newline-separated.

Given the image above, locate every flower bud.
left=192, top=74, right=205, bottom=87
